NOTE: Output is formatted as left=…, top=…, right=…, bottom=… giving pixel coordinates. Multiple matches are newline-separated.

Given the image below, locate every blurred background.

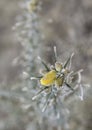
left=0, top=0, right=22, bottom=85
left=0, top=0, right=92, bottom=130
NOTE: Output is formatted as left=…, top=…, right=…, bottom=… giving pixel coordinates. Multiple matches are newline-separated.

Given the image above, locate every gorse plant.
left=31, top=46, right=84, bottom=115
left=11, top=0, right=90, bottom=130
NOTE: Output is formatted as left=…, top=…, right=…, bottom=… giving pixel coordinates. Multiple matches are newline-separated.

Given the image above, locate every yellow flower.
left=28, top=0, right=38, bottom=13
left=40, top=70, right=57, bottom=86
left=55, top=77, right=64, bottom=87
left=55, top=62, right=62, bottom=72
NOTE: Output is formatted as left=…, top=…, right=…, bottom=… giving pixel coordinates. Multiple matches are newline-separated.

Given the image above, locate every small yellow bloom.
left=55, top=62, right=62, bottom=72
left=55, top=77, right=64, bottom=87
left=40, top=70, right=57, bottom=86
left=28, top=0, right=38, bottom=13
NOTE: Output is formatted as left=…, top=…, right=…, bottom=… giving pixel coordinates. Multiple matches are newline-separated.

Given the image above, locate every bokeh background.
left=0, top=0, right=22, bottom=85
left=0, top=0, right=92, bottom=130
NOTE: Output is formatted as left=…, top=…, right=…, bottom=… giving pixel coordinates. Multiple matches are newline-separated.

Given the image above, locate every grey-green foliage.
left=12, top=0, right=71, bottom=129
left=0, top=0, right=42, bottom=130
left=0, top=0, right=91, bottom=130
